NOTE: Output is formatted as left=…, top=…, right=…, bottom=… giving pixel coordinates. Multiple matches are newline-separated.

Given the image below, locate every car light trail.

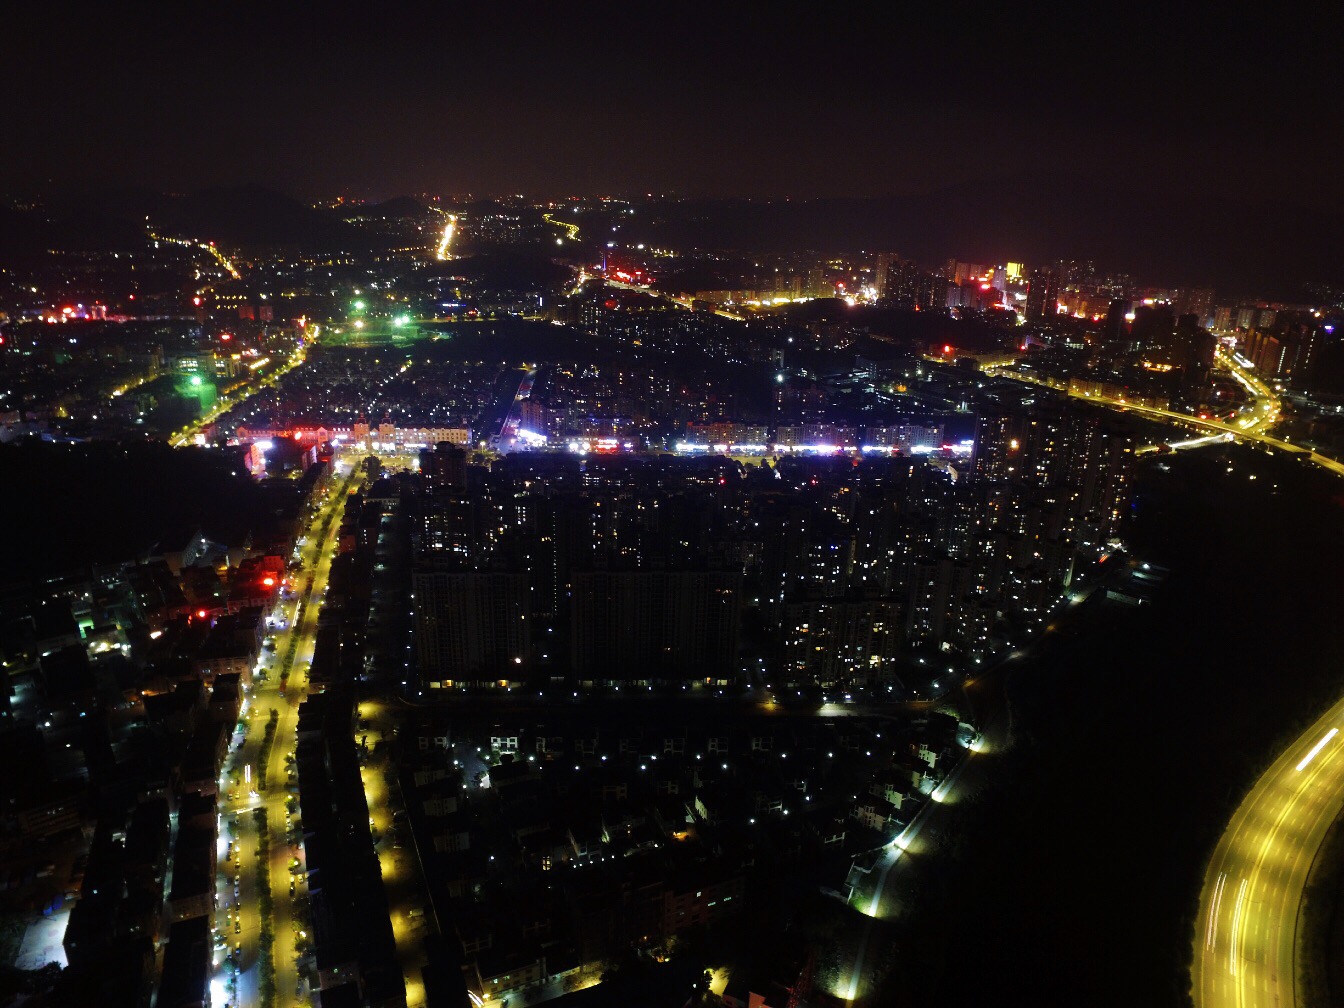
left=436, top=215, right=456, bottom=260
left=1228, top=878, right=1248, bottom=976
left=1296, top=727, right=1338, bottom=771
left=1194, top=695, right=1344, bottom=1008
left=1205, top=872, right=1226, bottom=950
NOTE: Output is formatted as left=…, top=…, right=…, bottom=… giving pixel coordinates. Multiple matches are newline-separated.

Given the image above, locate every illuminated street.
left=170, top=326, right=317, bottom=448
left=210, top=460, right=363, bottom=1006
left=837, top=660, right=1015, bottom=1003
left=999, top=344, right=1344, bottom=1008
left=989, top=351, right=1344, bottom=479
left=147, top=231, right=243, bottom=282
left=358, top=698, right=430, bottom=1007
left=1192, top=699, right=1344, bottom=1008
left=432, top=209, right=458, bottom=261
left=7, top=9, right=1343, bottom=1008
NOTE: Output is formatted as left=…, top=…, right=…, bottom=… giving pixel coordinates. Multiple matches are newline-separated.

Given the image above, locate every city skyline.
left=6, top=5, right=1344, bottom=1008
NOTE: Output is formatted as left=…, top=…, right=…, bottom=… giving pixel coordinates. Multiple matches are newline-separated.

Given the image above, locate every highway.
left=987, top=353, right=1344, bottom=478
left=210, top=462, right=363, bottom=1007
left=1191, top=697, right=1344, bottom=1008
left=542, top=211, right=579, bottom=243
left=148, top=231, right=242, bottom=282
left=597, top=273, right=748, bottom=322
left=429, top=209, right=457, bottom=261
left=989, top=349, right=1344, bottom=1008
left=989, top=348, right=1344, bottom=1008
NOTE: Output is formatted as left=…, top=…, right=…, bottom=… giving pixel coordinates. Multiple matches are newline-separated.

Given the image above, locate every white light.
left=1297, top=728, right=1338, bottom=771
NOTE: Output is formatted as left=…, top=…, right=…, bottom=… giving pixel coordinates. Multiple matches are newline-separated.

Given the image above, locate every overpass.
left=987, top=352, right=1344, bottom=476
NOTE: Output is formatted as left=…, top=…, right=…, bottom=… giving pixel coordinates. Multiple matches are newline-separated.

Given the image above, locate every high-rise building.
left=1174, top=288, right=1214, bottom=326
left=415, top=442, right=475, bottom=564
left=780, top=594, right=901, bottom=685
left=569, top=571, right=742, bottom=681
left=413, top=571, right=531, bottom=684
left=882, top=259, right=945, bottom=312
left=1025, top=267, right=1060, bottom=322
left=883, top=259, right=918, bottom=308
left=1271, top=311, right=1322, bottom=380
left=1104, top=299, right=1134, bottom=347
left=420, top=441, right=467, bottom=490
left=874, top=253, right=899, bottom=299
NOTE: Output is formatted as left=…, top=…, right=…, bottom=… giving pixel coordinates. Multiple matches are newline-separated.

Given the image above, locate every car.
left=234, top=921, right=241, bottom=934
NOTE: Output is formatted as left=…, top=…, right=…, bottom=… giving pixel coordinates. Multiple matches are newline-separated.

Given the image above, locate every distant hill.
left=0, top=206, right=54, bottom=259
left=339, top=195, right=426, bottom=220
left=149, top=184, right=358, bottom=248
left=618, top=177, right=1344, bottom=297
left=4, top=185, right=418, bottom=255
left=0, top=202, right=149, bottom=262
left=10, top=179, right=1337, bottom=298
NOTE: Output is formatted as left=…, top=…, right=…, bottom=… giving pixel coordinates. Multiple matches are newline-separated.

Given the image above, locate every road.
left=988, top=353, right=1344, bottom=478
left=987, top=350, right=1344, bottom=1008
left=430, top=209, right=457, bottom=261
left=542, top=211, right=579, bottom=243
left=472, top=365, right=535, bottom=447
left=147, top=231, right=242, bottom=283
left=210, top=462, right=363, bottom=1007
left=1192, top=698, right=1344, bottom=1008
left=357, top=698, right=431, bottom=1007
left=602, top=275, right=748, bottom=321
left=836, top=641, right=1025, bottom=1003
left=170, top=326, right=316, bottom=447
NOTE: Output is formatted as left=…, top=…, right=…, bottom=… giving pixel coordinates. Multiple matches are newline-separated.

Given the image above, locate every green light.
left=190, top=375, right=203, bottom=387
left=352, top=300, right=366, bottom=311
left=394, top=315, right=410, bottom=327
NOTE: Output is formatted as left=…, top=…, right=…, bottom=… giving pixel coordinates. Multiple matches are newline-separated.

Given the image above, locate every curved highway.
left=1192, top=697, right=1344, bottom=1008
left=990, top=347, right=1344, bottom=1007
left=989, top=352, right=1344, bottom=479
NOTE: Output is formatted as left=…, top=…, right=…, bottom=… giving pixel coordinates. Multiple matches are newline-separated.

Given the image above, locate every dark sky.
left=4, top=3, right=1341, bottom=210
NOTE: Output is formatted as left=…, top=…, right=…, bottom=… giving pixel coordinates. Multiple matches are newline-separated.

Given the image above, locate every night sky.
left=6, top=4, right=1341, bottom=210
